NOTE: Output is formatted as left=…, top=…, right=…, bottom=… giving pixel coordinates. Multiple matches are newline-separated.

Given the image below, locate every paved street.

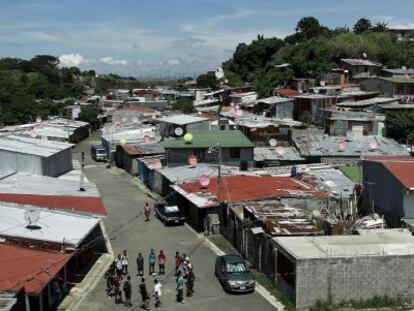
left=75, top=135, right=275, bottom=311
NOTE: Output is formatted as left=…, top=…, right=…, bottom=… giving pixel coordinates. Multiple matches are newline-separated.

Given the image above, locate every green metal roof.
left=379, top=77, right=414, bottom=84
left=161, top=130, right=254, bottom=149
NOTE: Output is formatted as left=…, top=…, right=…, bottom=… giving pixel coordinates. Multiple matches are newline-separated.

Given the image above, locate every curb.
left=184, top=224, right=285, bottom=311
left=58, top=222, right=114, bottom=311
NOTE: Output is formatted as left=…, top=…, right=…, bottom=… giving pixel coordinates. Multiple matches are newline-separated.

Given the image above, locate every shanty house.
left=340, top=58, right=381, bottom=81
left=273, top=230, right=414, bottom=310
left=161, top=130, right=254, bottom=168
left=253, top=96, right=294, bottom=119
left=0, top=135, right=73, bottom=177
left=362, top=156, right=414, bottom=227
left=361, top=77, right=414, bottom=100
left=157, top=115, right=209, bottom=139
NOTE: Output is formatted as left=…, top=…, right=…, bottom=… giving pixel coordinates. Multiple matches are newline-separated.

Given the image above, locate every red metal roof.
left=179, top=175, right=326, bottom=204
left=0, top=194, right=106, bottom=215
left=0, top=244, right=71, bottom=294
left=273, top=89, right=299, bottom=98
left=381, top=161, right=414, bottom=188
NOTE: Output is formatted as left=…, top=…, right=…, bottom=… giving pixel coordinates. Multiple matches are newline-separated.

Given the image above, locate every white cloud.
left=27, top=30, right=71, bottom=42
left=99, top=57, right=128, bottom=66
left=167, top=59, right=181, bottom=66
left=59, top=53, right=86, bottom=67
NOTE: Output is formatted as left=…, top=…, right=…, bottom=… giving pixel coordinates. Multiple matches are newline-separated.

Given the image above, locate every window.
left=193, top=149, right=205, bottom=159
left=226, top=262, right=247, bottom=273
left=230, top=148, right=241, bottom=159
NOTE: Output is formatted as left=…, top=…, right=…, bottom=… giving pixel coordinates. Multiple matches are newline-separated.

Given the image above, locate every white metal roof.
left=341, top=58, right=382, bottom=66
left=157, top=115, right=209, bottom=125
left=0, top=204, right=100, bottom=247
left=0, top=135, right=73, bottom=157
left=0, top=172, right=99, bottom=197
left=274, top=231, right=414, bottom=259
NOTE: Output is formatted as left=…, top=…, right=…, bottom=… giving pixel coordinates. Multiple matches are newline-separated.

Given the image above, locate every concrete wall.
left=362, top=161, right=405, bottom=226
left=160, top=120, right=210, bottom=138
left=294, top=254, right=414, bottom=310
left=165, top=147, right=254, bottom=167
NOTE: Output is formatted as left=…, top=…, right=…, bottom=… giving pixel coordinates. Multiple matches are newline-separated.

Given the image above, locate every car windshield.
left=226, top=262, right=247, bottom=273
left=97, top=150, right=106, bottom=155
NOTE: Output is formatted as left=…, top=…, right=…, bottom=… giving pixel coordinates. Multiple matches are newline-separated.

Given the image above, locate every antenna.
left=24, top=208, right=41, bottom=230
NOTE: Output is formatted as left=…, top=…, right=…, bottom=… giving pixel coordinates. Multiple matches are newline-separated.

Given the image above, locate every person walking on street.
left=185, top=269, right=195, bottom=297
left=136, top=253, right=144, bottom=276
left=174, top=252, right=182, bottom=276
left=176, top=270, right=185, bottom=303
left=105, top=269, right=113, bottom=298
left=139, top=277, right=150, bottom=310
left=122, top=250, right=129, bottom=275
left=112, top=274, right=122, bottom=304
left=149, top=249, right=156, bottom=275
left=158, top=250, right=166, bottom=275
left=115, top=254, right=123, bottom=279
left=153, top=279, right=162, bottom=308
left=144, top=202, right=151, bottom=222
left=123, top=276, right=132, bottom=307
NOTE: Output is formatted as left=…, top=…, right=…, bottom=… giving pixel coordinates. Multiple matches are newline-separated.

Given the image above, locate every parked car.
left=91, top=144, right=108, bottom=162
left=215, top=254, right=255, bottom=293
left=154, top=203, right=186, bottom=225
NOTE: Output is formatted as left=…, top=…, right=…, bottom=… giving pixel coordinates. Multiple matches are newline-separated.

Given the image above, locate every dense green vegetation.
left=172, top=97, right=194, bottom=114
left=0, top=55, right=156, bottom=126
left=221, top=17, right=414, bottom=97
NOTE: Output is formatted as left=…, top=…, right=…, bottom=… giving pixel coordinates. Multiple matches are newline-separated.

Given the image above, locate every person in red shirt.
left=174, top=251, right=182, bottom=276
left=112, top=274, right=122, bottom=304
left=158, top=250, right=166, bottom=275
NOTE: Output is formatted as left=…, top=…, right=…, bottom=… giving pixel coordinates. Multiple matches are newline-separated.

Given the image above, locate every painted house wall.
left=362, top=161, right=405, bottom=226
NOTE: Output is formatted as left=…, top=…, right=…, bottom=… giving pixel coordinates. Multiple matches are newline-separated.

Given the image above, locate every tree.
left=196, top=72, right=217, bottom=89
left=172, top=98, right=194, bottom=114
left=78, top=105, right=102, bottom=128
left=353, top=18, right=372, bottom=34
left=372, top=21, right=388, bottom=32
left=385, top=112, right=414, bottom=141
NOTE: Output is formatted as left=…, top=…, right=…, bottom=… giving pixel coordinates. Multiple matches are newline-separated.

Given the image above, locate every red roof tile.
left=179, top=175, right=326, bottom=204
left=381, top=161, right=414, bottom=188
left=0, top=194, right=106, bottom=215
left=0, top=244, right=71, bottom=294
left=273, top=89, right=299, bottom=98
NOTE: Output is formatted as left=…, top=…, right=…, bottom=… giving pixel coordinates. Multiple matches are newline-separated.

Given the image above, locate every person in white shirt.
left=116, top=254, right=123, bottom=279
left=121, top=250, right=129, bottom=275
left=153, top=279, right=162, bottom=308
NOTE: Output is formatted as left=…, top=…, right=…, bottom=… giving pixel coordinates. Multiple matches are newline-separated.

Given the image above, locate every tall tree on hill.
left=196, top=72, right=217, bottom=89
left=353, top=18, right=372, bottom=34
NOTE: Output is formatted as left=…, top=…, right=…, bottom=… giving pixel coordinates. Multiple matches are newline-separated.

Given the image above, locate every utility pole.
left=79, top=151, right=85, bottom=191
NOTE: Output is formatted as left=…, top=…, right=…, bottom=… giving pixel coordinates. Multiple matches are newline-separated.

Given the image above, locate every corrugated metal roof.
left=254, top=147, right=304, bottom=162
left=0, top=135, right=73, bottom=157
left=0, top=204, right=100, bottom=247
left=0, top=244, right=71, bottom=294
left=157, top=163, right=239, bottom=183
left=255, top=96, right=293, bottom=105
left=177, top=175, right=327, bottom=206
left=336, top=97, right=397, bottom=107
left=273, top=89, right=299, bottom=98
left=122, top=143, right=164, bottom=156
left=274, top=231, right=414, bottom=259
left=157, top=115, right=208, bottom=125
left=292, top=131, right=408, bottom=157
left=380, top=160, right=414, bottom=189
left=341, top=58, right=382, bottom=66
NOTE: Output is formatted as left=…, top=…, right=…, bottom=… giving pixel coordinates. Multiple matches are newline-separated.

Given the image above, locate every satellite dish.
left=215, top=67, right=224, bottom=80
left=314, top=88, right=320, bottom=94
left=132, top=116, right=139, bottom=124
left=236, top=109, right=243, bottom=117
left=362, top=52, right=368, bottom=58
left=312, top=209, right=321, bottom=219
left=121, top=117, right=128, bottom=123
left=24, top=208, right=41, bottom=230
left=402, top=65, right=408, bottom=70
left=369, top=140, right=379, bottom=150
left=36, top=117, right=42, bottom=123
left=320, top=80, right=326, bottom=87
left=143, top=135, right=151, bottom=143
left=269, top=139, right=277, bottom=147
left=336, top=140, right=346, bottom=151
left=199, top=174, right=210, bottom=188
left=114, top=122, right=122, bottom=131
left=29, top=130, right=37, bottom=138
left=175, top=127, right=184, bottom=137
left=276, top=146, right=286, bottom=156
left=230, top=102, right=235, bottom=107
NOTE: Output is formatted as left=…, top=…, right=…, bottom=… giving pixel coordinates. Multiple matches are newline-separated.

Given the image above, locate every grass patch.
left=309, top=296, right=413, bottom=311
left=208, top=235, right=238, bottom=254
left=208, top=234, right=295, bottom=311
left=338, top=165, right=362, bottom=183
left=251, top=271, right=296, bottom=311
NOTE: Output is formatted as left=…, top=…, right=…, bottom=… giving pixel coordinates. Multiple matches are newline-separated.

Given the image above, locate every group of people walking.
left=105, top=249, right=195, bottom=309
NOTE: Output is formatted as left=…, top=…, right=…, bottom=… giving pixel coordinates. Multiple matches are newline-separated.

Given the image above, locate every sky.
left=1, top=0, right=414, bottom=78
